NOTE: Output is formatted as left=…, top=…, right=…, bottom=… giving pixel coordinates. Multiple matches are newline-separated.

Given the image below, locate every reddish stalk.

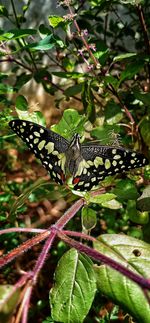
left=58, top=231, right=150, bottom=291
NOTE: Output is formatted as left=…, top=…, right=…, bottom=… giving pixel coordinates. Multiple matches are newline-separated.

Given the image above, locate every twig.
left=58, top=231, right=150, bottom=291
left=136, top=5, right=150, bottom=82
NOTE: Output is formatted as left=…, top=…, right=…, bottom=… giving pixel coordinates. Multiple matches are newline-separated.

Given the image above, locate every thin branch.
left=137, top=6, right=150, bottom=54
left=58, top=231, right=150, bottom=291
left=0, top=230, right=50, bottom=268
left=67, top=5, right=99, bottom=69
left=10, top=0, right=20, bottom=28
left=20, top=283, right=32, bottom=323
left=32, top=198, right=85, bottom=281
left=137, top=4, right=150, bottom=81
left=0, top=228, right=45, bottom=234
left=108, top=84, right=136, bottom=132
left=62, top=230, right=97, bottom=242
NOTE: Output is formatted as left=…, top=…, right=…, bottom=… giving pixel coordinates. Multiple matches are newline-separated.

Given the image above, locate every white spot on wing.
left=52, top=150, right=58, bottom=155
left=105, top=159, right=111, bottom=169
left=84, top=182, right=90, bottom=187
left=34, top=131, right=40, bottom=137
left=94, top=156, right=103, bottom=168
left=113, top=154, right=121, bottom=160
left=112, top=149, right=117, bottom=154
left=83, top=168, right=87, bottom=175
left=112, top=160, right=117, bottom=167
left=34, top=138, right=39, bottom=144
left=45, top=142, right=54, bottom=154
left=119, top=160, right=123, bottom=165
left=38, top=140, right=46, bottom=151
left=20, top=128, right=25, bottom=133
left=40, top=128, right=44, bottom=134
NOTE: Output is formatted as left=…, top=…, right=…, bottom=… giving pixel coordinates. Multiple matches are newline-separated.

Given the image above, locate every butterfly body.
left=9, top=120, right=149, bottom=191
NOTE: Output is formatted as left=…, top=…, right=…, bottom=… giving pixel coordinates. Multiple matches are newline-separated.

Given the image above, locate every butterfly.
left=9, top=119, right=149, bottom=191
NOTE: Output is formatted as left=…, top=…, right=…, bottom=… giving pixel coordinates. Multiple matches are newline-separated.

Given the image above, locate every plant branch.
left=67, top=5, right=99, bottom=69
left=0, top=228, right=45, bottom=234
left=137, top=5, right=150, bottom=81
left=62, top=230, right=97, bottom=242
left=10, top=0, right=20, bottom=28
left=19, top=283, right=32, bottom=323
left=32, top=198, right=85, bottom=282
left=58, top=231, right=150, bottom=291
left=108, top=84, right=136, bottom=132
left=0, top=230, right=50, bottom=268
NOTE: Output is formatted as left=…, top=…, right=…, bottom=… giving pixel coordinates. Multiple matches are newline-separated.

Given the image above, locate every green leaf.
left=39, top=24, right=51, bottom=35
left=126, top=200, right=149, bottom=224
left=0, top=285, right=20, bottom=323
left=0, top=83, right=14, bottom=94
left=0, top=28, right=37, bottom=40
left=136, top=211, right=149, bottom=224
left=50, top=248, right=96, bottom=323
left=103, top=75, right=119, bottom=90
left=88, top=192, right=117, bottom=204
left=94, top=234, right=150, bottom=323
left=0, top=193, right=12, bottom=203
left=104, top=100, right=123, bottom=125
left=9, top=178, right=48, bottom=220
left=112, top=179, right=139, bottom=201
left=27, top=34, right=56, bottom=51
left=51, top=109, right=86, bottom=139
left=16, top=95, right=28, bottom=111
left=101, top=198, right=122, bottom=209
left=64, top=83, right=83, bottom=97
left=119, top=61, right=144, bottom=84
left=144, top=165, right=150, bottom=180
left=81, top=207, right=97, bottom=231
left=0, top=5, right=8, bottom=17
left=48, top=15, right=65, bottom=28
left=140, top=119, right=150, bottom=147
left=113, top=53, right=137, bottom=62
left=15, top=103, right=46, bottom=126
left=24, top=34, right=64, bottom=51
left=133, top=89, right=150, bottom=107
left=120, top=0, right=143, bottom=4
left=137, top=185, right=150, bottom=211
left=91, top=124, right=120, bottom=145
left=94, top=49, right=109, bottom=66
left=62, top=57, right=75, bottom=72
left=82, top=80, right=96, bottom=123
left=15, top=73, right=32, bottom=91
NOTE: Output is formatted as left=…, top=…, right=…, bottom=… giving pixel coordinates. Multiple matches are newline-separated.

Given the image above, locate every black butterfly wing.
left=9, top=119, right=69, bottom=185
left=72, top=145, right=148, bottom=191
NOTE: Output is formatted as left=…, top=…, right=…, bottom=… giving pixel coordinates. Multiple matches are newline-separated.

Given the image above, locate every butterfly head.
left=69, top=133, right=81, bottom=151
